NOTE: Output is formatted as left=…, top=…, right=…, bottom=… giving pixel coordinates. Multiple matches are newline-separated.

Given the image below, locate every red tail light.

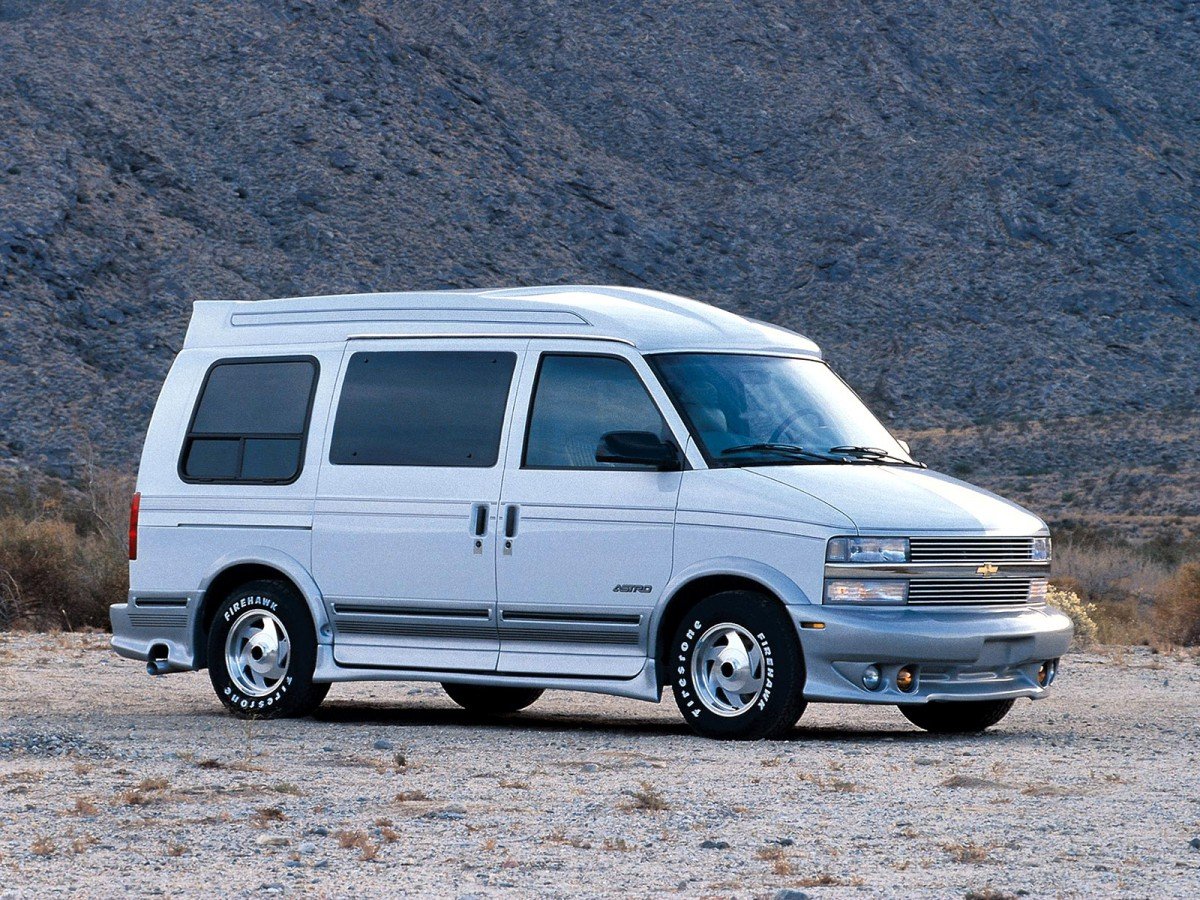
left=128, top=492, right=141, bottom=561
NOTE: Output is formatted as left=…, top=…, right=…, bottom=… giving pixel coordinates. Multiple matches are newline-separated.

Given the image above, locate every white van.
left=111, top=286, right=1071, bottom=739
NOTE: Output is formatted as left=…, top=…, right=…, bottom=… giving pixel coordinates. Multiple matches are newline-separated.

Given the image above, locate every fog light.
left=896, top=666, right=916, bottom=692
left=1038, top=660, right=1057, bottom=686
left=862, top=665, right=882, bottom=690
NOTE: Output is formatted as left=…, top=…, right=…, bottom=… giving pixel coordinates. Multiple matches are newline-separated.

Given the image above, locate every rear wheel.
left=206, top=579, right=328, bottom=719
left=898, top=699, right=1015, bottom=734
left=442, top=683, right=544, bottom=714
left=670, top=591, right=807, bottom=740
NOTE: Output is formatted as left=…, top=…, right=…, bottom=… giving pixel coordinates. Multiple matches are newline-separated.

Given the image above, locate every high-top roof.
left=182, top=285, right=821, bottom=356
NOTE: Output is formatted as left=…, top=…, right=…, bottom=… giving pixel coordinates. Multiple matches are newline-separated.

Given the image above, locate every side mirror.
left=897, top=439, right=911, bottom=456
left=595, top=431, right=682, bottom=471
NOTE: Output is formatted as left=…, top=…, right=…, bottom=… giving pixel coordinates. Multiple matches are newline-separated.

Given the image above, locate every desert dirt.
left=0, top=633, right=1198, bottom=899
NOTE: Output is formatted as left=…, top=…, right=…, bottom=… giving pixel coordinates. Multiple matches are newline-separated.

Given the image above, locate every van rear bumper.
left=109, top=592, right=201, bottom=672
left=794, top=604, right=1073, bottom=704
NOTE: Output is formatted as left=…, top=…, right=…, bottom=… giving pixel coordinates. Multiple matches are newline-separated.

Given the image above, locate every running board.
left=313, top=646, right=661, bottom=702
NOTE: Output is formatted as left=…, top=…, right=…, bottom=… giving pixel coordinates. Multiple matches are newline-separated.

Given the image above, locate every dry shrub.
left=0, top=517, right=125, bottom=629
left=1154, top=562, right=1200, bottom=646
left=335, top=829, right=379, bottom=861
left=1045, top=586, right=1098, bottom=647
left=394, top=790, right=430, bottom=802
left=756, top=845, right=793, bottom=875
left=624, top=781, right=669, bottom=811
left=965, top=889, right=1018, bottom=900
left=1050, top=531, right=1198, bottom=645
left=30, top=836, right=55, bottom=856
left=944, top=841, right=991, bottom=863
left=0, top=468, right=132, bottom=630
left=121, top=776, right=170, bottom=806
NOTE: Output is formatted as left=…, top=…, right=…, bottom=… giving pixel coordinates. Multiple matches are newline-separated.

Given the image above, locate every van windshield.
left=650, top=353, right=915, bottom=467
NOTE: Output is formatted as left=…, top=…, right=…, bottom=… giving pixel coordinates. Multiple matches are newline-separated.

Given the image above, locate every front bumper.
left=110, top=591, right=202, bottom=672
left=794, top=604, right=1073, bottom=704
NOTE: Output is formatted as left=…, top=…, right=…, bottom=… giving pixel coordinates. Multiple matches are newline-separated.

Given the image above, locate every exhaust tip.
left=147, top=646, right=171, bottom=676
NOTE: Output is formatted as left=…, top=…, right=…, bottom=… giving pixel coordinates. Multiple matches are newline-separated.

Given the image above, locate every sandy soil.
left=0, top=633, right=1197, bottom=899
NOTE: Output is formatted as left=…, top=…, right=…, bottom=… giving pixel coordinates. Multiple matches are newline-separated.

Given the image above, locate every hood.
left=748, top=465, right=1046, bottom=534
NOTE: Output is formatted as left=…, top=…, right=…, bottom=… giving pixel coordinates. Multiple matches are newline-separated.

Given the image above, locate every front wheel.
left=898, top=699, right=1015, bottom=734
left=207, top=579, right=329, bottom=719
left=670, top=591, right=807, bottom=740
left=442, top=683, right=544, bottom=714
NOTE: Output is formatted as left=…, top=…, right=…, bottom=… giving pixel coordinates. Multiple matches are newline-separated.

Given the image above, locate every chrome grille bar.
left=910, top=537, right=1035, bottom=563
left=908, top=577, right=1033, bottom=605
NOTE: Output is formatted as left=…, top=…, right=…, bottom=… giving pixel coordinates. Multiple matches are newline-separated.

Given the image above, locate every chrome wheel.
left=224, top=608, right=291, bottom=698
left=690, top=622, right=766, bottom=717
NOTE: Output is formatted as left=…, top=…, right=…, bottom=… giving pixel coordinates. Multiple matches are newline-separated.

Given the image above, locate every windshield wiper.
left=720, top=443, right=848, bottom=464
left=827, top=445, right=926, bottom=468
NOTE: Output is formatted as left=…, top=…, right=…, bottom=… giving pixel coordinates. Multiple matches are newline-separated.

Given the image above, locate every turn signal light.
left=896, top=665, right=916, bottom=692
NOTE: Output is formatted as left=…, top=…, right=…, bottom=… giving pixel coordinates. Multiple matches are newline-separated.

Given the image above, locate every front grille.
left=909, top=537, right=1036, bottom=563
left=908, top=577, right=1033, bottom=606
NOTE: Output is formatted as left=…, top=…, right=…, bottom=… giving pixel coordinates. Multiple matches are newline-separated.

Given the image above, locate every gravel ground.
left=0, top=633, right=1198, bottom=898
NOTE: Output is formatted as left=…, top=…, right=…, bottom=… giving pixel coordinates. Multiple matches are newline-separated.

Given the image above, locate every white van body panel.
left=494, top=340, right=688, bottom=679
left=310, top=338, right=529, bottom=673
left=179, top=285, right=821, bottom=357
left=113, top=285, right=1072, bottom=716
left=749, top=465, right=1047, bottom=534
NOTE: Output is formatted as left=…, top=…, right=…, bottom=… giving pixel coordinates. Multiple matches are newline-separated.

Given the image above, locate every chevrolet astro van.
left=111, top=286, right=1072, bottom=740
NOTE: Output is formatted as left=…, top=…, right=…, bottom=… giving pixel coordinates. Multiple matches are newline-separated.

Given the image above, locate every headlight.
left=826, top=537, right=910, bottom=563
left=824, top=579, right=908, bottom=605
left=1031, top=537, right=1051, bottom=561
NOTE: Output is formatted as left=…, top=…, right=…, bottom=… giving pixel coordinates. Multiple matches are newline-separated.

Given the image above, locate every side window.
left=180, top=357, right=318, bottom=484
left=524, top=354, right=671, bottom=469
left=329, top=351, right=516, bottom=467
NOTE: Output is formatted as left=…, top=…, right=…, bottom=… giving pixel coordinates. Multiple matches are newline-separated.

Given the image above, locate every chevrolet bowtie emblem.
left=976, top=563, right=999, bottom=577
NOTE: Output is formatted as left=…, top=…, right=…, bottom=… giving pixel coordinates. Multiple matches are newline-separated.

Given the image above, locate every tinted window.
left=651, top=353, right=912, bottom=467
left=180, top=358, right=317, bottom=483
left=330, top=351, right=516, bottom=467
left=524, top=355, right=670, bottom=469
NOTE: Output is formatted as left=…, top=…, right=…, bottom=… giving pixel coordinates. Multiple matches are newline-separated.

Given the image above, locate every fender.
left=197, top=546, right=332, bottom=645
left=647, top=555, right=814, bottom=657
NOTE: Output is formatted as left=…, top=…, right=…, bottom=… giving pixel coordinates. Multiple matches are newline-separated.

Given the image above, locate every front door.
left=495, top=342, right=687, bottom=678
left=312, top=339, right=525, bottom=671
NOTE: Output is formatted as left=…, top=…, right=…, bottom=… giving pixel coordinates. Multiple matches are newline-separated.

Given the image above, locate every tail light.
left=128, top=492, right=141, bottom=561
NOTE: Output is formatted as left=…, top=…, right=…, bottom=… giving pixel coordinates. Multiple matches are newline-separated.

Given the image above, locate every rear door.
left=312, top=339, right=525, bottom=671
left=495, top=341, right=687, bottom=678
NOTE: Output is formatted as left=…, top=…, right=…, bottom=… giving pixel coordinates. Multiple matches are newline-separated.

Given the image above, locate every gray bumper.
left=794, top=604, right=1073, bottom=704
left=110, top=591, right=202, bottom=672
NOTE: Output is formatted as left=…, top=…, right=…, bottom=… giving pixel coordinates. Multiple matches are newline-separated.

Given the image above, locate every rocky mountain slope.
left=1, top=0, right=1197, bottom=533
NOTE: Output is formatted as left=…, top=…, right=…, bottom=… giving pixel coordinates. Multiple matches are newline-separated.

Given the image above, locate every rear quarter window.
left=179, top=357, right=318, bottom=484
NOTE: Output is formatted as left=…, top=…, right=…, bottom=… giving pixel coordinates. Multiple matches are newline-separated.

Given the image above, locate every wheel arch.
left=650, top=558, right=812, bottom=688
left=193, top=548, right=330, bottom=670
